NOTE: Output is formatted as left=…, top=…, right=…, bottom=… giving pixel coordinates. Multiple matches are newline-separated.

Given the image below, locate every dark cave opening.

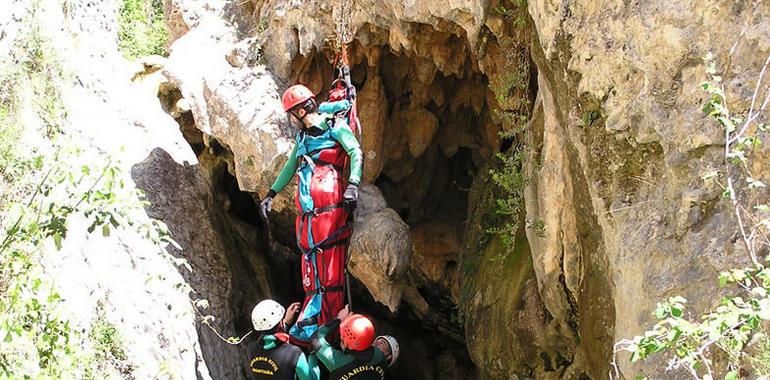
left=282, top=22, right=513, bottom=377
left=162, top=12, right=540, bottom=376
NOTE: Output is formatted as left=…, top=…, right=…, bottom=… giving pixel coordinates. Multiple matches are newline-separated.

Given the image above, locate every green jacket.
left=311, top=319, right=387, bottom=378
left=247, top=333, right=320, bottom=380
left=269, top=100, right=363, bottom=195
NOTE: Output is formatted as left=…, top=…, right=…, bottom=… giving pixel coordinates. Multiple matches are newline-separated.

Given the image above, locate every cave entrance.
left=288, top=22, right=513, bottom=378
left=165, top=13, right=535, bottom=377
left=295, top=29, right=500, bottom=238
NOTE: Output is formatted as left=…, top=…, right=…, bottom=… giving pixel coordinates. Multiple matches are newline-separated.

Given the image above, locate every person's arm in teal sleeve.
left=310, top=319, right=354, bottom=371
left=331, top=122, right=362, bottom=185
left=314, top=335, right=354, bottom=371
left=294, top=352, right=319, bottom=380
left=319, top=100, right=351, bottom=114
left=308, top=354, right=320, bottom=380
left=269, top=143, right=299, bottom=195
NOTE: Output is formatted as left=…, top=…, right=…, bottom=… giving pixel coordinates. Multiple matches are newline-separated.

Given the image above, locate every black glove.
left=259, top=190, right=276, bottom=220
left=343, top=183, right=359, bottom=209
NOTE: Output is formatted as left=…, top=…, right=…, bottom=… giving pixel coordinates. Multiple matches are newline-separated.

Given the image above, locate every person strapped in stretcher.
left=259, top=74, right=362, bottom=343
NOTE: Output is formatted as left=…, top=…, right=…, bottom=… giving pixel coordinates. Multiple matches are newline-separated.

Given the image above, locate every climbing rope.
left=191, top=299, right=254, bottom=345
left=336, top=0, right=353, bottom=51
left=334, top=0, right=359, bottom=312
left=332, top=0, right=353, bottom=71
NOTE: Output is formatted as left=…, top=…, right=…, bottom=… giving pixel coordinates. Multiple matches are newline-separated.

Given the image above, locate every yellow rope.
left=191, top=299, right=254, bottom=345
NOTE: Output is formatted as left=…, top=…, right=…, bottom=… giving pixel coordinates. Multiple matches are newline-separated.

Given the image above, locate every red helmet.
left=281, top=84, right=314, bottom=112
left=340, top=314, right=375, bottom=351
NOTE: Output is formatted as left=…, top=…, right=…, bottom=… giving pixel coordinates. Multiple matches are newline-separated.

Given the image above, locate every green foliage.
left=613, top=51, right=770, bottom=380
left=492, top=68, right=530, bottom=138
left=528, top=219, right=546, bottom=238
left=91, top=316, right=127, bottom=361
left=0, top=142, right=176, bottom=378
left=89, top=307, right=133, bottom=378
left=746, top=334, right=770, bottom=377
left=486, top=9, right=532, bottom=254
left=117, top=0, right=169, bottom=59
left=623, top=268, right=770, bottom=374
left=0, top=9, right=66, bottom=139
left=487, top=149, right=528, bottom=251
left=0, top=6, right=178, bottom=377
left=494, top=0, right=528, bottom=28
left=581, top=109, right=600, bottom=127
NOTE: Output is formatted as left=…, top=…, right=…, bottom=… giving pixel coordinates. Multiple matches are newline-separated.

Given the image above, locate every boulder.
left=163, top=18, right=297, bottom=210
left=348, top=185, right=412, bottom=312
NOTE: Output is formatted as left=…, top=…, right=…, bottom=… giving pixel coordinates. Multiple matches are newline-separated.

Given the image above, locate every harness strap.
left=317, top=237, right=349, bottom=251
left=302, top=202, right=346, bottom=218
left=305, top=285, right=344, bottom=297
left=299, top=223, right=351, bottom=257
left=295, top=317, right=317, bottom=328
left=301, top=154, right=316, bottom=171
left=313, top=158, right=344, bottom=172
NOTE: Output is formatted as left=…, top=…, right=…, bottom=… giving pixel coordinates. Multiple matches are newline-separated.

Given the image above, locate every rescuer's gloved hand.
left=343, top=183, right=359, bottom=209
left=259, top=190, right=276, bottom=220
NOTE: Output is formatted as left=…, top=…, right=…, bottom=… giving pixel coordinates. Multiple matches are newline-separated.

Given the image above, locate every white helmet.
left=376, top=335, right=399, bottom=366
left=251, top=300, right=285, bottom=331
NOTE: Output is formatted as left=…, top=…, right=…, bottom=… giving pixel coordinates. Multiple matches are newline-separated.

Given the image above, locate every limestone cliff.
left=5, top=0, right=769, bottom=378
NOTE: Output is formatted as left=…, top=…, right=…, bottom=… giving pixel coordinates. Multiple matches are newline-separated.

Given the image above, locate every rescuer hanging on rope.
left=259, top=74, right=362, bottom=343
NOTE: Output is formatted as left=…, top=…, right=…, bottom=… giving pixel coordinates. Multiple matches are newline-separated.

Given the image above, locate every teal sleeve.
left=331, top=122, right=362, bottom=185
left=270, top=143, right=299, bottom=193
left=319, top=100, right=351, bottom=114
left=295, top=352, right=319, bottom=380
left=314, top=336, right=354, bottom=371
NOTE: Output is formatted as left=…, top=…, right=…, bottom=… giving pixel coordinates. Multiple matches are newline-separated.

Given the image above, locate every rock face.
left=162, top=18, right=297, bottom=206
left=348, top=185, right=413, bottom=312
left=70, top=0, right=769, bottom=378
left=253, top=0, right=490, bottom=80
left=526, top=0, right=770, bottom=377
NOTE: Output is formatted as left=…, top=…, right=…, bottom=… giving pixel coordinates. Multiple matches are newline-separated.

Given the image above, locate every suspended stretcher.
left=289, top=47, right=362, bottom=343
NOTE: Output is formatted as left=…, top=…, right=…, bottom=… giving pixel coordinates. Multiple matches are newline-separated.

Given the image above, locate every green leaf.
left=53, top=233, right=63, bottom=250
left=101, top=224, right=110, bottom=237
left=724, top=371, right=738, bottom=380
left=719, top=272, right=731, bottom=287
